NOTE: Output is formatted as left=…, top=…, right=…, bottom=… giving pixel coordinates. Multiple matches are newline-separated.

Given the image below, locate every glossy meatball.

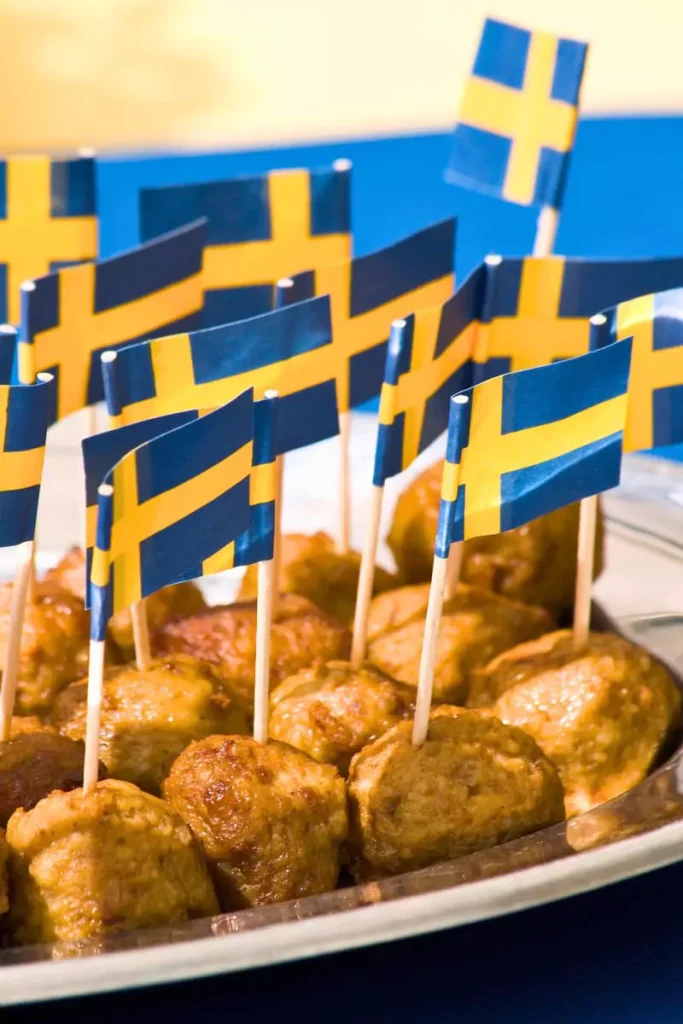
left=45, top=546, right=207, bottom=659
left=367, top=582, right=553, bottom=704
left=388, top=460, right=603, bottom=618
left=238, top=532, right=399, bottom=624
left=6, top=779, right=218, bottom=945
left=468, top=630, right=681, bottom=817
left=154, top=594, right=351, bottom=712
left=52, top=654, right=249, bottom=795
left=0, top=581, right=104, bottom=717
left=347, top=709, right=565, bottom=880
left=5, top=716, right=56, bottom=738
left=0, top=828, right=7, bottom=916
left=270, top=661, right=414, bottom=774
left=164, top=734, right=348, bottom=909
left=0, top=732, right=104, bottom=827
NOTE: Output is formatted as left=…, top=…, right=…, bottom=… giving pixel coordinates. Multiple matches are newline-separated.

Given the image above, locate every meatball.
left=6, top=779, right=218, bottom=945
left=367, top=582, right=553, bottom=704
left=270, top=661, right=414, bottom=774
left=52, top=654, right=249, bottom=795
left=238, top=531, right=399, bottom=624
left=45, top=546, right=207, bottom=659
left=163, top=734, right=348, bottom=909
left=0, top=581, right=111, bottom=717
left=0, top=732, right=105, bottom=827
left=468, top=630, right=682, bottom=817
left=6, top=716, right=56, bottom=738
left=388, top=460, right=603, bottom=618
left=0, top=828, right=7, bottom=916
left=347, top=709, right=565, bottom=880
left=154, top=594, right=351, bottom=712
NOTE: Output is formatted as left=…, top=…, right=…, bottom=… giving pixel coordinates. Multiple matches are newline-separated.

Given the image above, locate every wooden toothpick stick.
left=573, top=494, right=598, bottom=650
left=350, top=483, right=384, bottom=667
left=0, top=541, right=35, bottom=742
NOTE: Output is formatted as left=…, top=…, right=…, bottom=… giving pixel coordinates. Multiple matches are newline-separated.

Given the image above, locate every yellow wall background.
left=1, top=0, right=681, bottom=153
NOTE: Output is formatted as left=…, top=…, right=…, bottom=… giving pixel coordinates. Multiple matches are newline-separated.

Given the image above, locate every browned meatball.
left=46, top=546, right=207, bottom=659
left=163, top=734, right=348, bottom=909
left=6, top=716, right=56, bottom=738
left=0, top=828, right=7, bottom=916
left=52, top=654, right=249, bottom=795
left=238, top=531, right=399, bottom=624
left=0, top=581, right=116, bottom=717
left=347, top=709, right=565, bottom=880
left=388, top=460, right=603, bottom=618
left=468, top=630, right=681, bottom=817
left=270, top=661, right=414, bottom=774
left=0, top=732, right=106, bottom=827
left=367, top=582, right=553, bottom=704
left=154, top=594, right=351, bottom=712
left=6, top=779, right=218, bottom=945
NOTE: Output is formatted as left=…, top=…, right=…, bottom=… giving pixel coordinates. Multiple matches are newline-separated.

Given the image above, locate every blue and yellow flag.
left=279, top=219, right=456, bottom=411
left=591, top=288, right=683, bottom=453
left=0, top=155, right=97, bottom=324
left=446, top=18, right=588, bottom=209
left=372, top=264, right=484, bottom=486
left=101, top=295, right=337, bottom=454
left=473, top=252, right=683, bottom=384
left=0, top=325, right=18, bottom=385
left=88, top=389, right=256, bottom=641
left=0, top=370, right=55, bottom=548
left=139, top=164, right=351, bottom=327
left=434, top=340, right=632, bottom=558
left=19, top=220, right=205, bottom=424
left=83, top=395, right=277, bottom=580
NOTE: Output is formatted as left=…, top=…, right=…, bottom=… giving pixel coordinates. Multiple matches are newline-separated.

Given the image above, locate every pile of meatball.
left=0, top=460, right=679, bottom=948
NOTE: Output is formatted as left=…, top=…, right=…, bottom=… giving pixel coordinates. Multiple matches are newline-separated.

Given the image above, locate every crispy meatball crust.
left=347, top=710, right=565, bottom=879
left=0, top=581, right=110, bottom=717
left=163, top=734, right=348, bottom=909
left=238, top=531, right=399, bottom=625
left=468, top=630, right=682, bottom=817
left=367, top=582, right=553, bottom=704
left=6, top=779, right=218, bottom=945
left=6, top=716, right=56, bottom=738
left=0, top=733, right=104, bottom=827
left=388, top=460, right=603, bottom=618
left=52, top=654, right=249, bottom=795
left=154, top=594, right=351, bottom=712
left=0, top=828, right=7, bottom=916
left=45, top=547, right=207, bottom=658
left=270, top=661, right=414, bottom=774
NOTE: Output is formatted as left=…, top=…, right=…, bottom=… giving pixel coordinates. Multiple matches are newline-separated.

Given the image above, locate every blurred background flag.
left=472, top=252, right=683, bottom=385
left=372, top=264, right=484, bottom=486
left=88, top=389, right=255, bottom=640
left=18, top=220, right=206, bottom=424
left=592, top=288, right=683, bottom=452
left=139, top=163, right=351, bottom=328
left=446, top=18, right=588, bottom=210
left=435, top=339, right=632, bottom=555
left=282, top=218, right=456, bottom=411
left=0, top=372, right=55, bottom=548
left=101, top=295, right=338, bottom=455
left=0, top=154, right=97, bottom=325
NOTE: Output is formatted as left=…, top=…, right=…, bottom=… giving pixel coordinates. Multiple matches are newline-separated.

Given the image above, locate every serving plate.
left=1, top=415, right=683, bottom=1006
